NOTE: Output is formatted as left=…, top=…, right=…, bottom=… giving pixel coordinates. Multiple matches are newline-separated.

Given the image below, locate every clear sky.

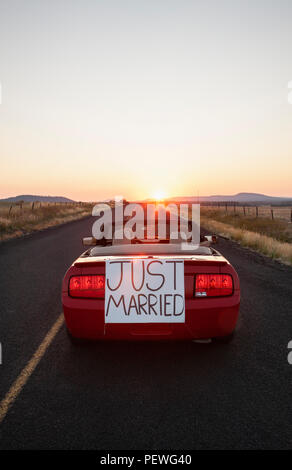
left=0, top=0, right=292, bottom=201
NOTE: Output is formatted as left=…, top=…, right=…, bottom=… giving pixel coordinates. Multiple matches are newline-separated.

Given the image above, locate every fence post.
left=271, top=209, right=274, bottom=220
left=32, top=202, right=34, bottom=211
left=9, top=205, right=12, bottom=215
left=225, top=203, right=227, bottom=212
left=256, top=206, right=258, bottom=217
left=243, top=206, right=246, bottom=216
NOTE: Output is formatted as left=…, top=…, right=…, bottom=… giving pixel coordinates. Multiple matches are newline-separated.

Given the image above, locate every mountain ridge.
left=168, top=192, right=292, bottom=203
left=0, top=195, right=75, bottom=203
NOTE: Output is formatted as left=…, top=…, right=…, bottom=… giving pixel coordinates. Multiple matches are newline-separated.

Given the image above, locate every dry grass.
left=0, top=202, right=93, bottom=242
left=201, top=214, right=292, bottom=265
left=201, top=208, right=292, bottom=243
left=202, top=204, right=292, bottom=221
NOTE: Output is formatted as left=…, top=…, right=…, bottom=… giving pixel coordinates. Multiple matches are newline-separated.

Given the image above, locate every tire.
left=66, top=327, right=86, bottom=346
left=213, top=331, right=235, bottom=344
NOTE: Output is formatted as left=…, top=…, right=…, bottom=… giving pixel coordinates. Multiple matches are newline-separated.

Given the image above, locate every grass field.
left=201, top=207, right=292, bottom=265
left=202, top=204, right=292, bottom=222
left=0, top=201, right=94, bottom=242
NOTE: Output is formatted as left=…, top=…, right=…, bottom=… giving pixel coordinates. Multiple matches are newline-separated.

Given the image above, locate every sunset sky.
left=1, top=0, right=292, bottom=201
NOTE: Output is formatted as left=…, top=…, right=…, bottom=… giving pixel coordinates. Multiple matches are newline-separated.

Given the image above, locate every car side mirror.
left=82, top=237, right=110, bottom=246
left=82, top=237, right=97, bottom=246
left=205, top=235, right=218, bottom=244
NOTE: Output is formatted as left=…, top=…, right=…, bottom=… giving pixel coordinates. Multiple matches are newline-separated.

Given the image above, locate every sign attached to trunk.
left=105, top=259, right=185, bottom=323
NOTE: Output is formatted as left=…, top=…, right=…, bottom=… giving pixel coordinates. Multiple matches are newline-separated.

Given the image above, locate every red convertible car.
left=62, top=233, right=240, bottom=343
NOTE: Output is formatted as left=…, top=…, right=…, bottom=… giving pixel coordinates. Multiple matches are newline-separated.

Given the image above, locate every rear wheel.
left=213, top=331, right=235, bottom=344
left=66, top=327, right=86, bottom=346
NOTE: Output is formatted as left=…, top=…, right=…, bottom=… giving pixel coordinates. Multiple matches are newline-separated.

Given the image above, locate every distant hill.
left=168, top=192, right=292, bottom=204
left=0, top=195, right=75, bottom=203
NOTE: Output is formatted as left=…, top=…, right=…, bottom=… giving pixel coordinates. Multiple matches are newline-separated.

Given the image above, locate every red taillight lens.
left=195, top=274, right=233, bottom=297
left=69, top=275, right=105, bottom=298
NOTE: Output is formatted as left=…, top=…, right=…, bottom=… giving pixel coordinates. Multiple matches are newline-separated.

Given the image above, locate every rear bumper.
left=63, top=293, right=240, bottom=340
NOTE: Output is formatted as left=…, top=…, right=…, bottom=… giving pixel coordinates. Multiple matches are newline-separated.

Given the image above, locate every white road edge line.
left=0, top=313, right=64, bottom=424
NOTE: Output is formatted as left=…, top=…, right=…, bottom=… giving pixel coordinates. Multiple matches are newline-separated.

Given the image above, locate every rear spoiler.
left=74, top=257, right=227, bottom=267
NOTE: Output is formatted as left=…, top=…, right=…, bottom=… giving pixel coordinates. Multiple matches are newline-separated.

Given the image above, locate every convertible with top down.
left=62, top=228, right=240, bottom=342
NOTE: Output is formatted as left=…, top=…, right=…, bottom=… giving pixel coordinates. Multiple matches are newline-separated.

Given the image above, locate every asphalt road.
left=0, top=216, right=292, bottom=450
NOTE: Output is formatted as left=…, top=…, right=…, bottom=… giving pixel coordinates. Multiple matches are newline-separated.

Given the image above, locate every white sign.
left=105, top=259, right=185, bottom=323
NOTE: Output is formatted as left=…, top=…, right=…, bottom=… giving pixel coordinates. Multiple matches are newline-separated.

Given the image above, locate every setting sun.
left=152, top=191, right=166, bottom=201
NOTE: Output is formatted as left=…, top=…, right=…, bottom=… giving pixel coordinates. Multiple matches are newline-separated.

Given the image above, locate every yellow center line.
left=0, top=313, right=64, bottom=424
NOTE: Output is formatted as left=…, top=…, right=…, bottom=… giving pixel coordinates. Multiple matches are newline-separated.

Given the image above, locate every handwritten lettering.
left=105, top=259, right=185, bottom=323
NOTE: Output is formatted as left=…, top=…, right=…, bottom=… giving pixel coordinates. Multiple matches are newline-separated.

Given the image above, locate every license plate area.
left=105, top=258, right=185, bottom=323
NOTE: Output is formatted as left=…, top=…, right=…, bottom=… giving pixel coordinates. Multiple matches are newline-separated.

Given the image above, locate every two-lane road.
left=0, top=217, right=292, bottom=449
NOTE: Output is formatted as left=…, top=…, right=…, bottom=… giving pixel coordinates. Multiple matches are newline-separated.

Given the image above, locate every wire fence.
left=201, top=204, right=292, bottom=222
left=2, top=200, right=292, bottom=222
left=0, top=201, right=90, bottom=218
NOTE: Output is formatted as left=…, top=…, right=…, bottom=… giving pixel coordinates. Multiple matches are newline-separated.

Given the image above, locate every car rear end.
left=62, top=251, right=240, bottom=341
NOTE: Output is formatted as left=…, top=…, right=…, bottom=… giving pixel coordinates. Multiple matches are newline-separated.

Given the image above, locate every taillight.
left=69, top=275, right=105, bottom=298
left=195, top=274, right=233, bottom=297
